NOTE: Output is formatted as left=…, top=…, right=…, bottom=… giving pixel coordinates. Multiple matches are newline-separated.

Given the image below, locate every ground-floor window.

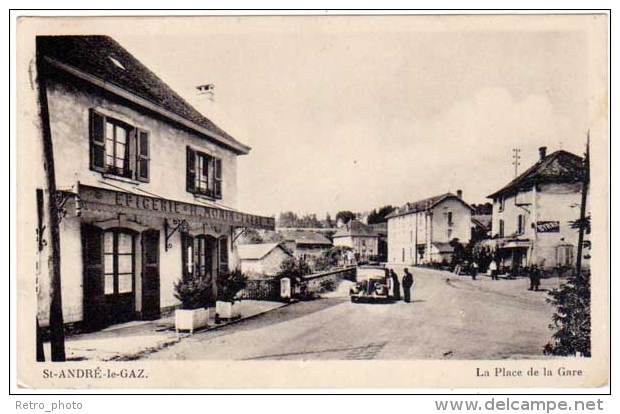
left=182, top=233, right=229, bottom=279
left=556, top=244, right=574, bottom=267
left=103, top=229, right=135, bottom=296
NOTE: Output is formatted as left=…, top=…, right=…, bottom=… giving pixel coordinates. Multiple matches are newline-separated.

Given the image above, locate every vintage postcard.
left=14, top=13, right=609, bottom=389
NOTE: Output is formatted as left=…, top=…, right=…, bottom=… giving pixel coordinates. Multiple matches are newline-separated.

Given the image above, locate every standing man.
left=389, top=269, right=401, bottom=301
left=402, top=268, right=414, bottom=303
left=489, top=259, right=498, bottom=280
left=530, top=264, right=541, bottom=291
left=471, top=261, right=479, bottom=280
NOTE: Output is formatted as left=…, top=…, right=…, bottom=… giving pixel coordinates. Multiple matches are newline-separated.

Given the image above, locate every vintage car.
left=349, top=265, right=391, bottom=303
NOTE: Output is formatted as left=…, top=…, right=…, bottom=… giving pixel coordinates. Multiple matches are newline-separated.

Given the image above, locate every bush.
left=544, top=270, right=591, bottom=357
left=319, top=279, right=336, bottom=293
left=174, top=276, right=213, bottom=310
left=217, top=268, right=248, bottom=303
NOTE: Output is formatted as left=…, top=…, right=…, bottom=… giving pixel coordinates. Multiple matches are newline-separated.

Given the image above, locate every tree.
left=335, top=211, right=356, bottom=225
left=367, top=205, right=396, bottom=224
left=238, top=228, right=263, bottom=244
left=325, top=213, right=334, bottom=228
left=277, top=211, right=299, bottom=228
left=544, top=270, right=591, bottom=356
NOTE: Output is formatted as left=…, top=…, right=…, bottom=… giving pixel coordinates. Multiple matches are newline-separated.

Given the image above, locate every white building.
left=333, top=219, right=379, bottom=261
left=487, top=147, right=589, bottom=272
left=237, top=243, right=293, bottom=277
left=386, top=191, right=473, bottom=265
left=25, top=36, right=274, bottom=331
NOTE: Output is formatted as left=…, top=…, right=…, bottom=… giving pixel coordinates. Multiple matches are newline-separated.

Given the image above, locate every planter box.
left=175, top=308, right=210, bottom=334
left=216, top=300, right=241, bottom=320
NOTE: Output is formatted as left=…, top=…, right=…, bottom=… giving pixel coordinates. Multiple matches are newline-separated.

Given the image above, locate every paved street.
left=147, top=268, right=559, bottom=360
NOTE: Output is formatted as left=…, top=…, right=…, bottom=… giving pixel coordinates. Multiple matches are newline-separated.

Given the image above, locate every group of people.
left=454, top=258, right=543, bottom=291
left=385, top=268, right=415, bottom=303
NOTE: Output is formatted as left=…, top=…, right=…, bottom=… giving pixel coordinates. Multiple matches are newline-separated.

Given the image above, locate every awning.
left=75, top=184, right=275, bottom=230
left=499, top=239, right=531, bottom=249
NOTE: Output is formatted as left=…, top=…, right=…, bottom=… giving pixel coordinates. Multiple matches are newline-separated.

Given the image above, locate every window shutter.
left=181, top=233, right=194, bottom=281
left=136, top=129, right=150, bottom=182
left=214, top=158, right=222, bottom=199
left=89, top=109, right=106, bottom=172
left=218, top=237, right=229, bottom=275
left=186, top=146, right=196, bottom=193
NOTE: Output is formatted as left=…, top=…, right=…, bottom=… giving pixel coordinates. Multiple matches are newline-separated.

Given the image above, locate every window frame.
left=89, top=109, right=150, bottom=182
left=186, top=146, right=223, bottom=200
left=103, top=228, right=136, bottom=297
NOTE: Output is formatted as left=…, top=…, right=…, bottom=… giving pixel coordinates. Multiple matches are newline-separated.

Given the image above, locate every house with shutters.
left=487, top=147, right=589, bottom=272
left=332, top=219, right=380, bottom=261
left=386, top=191, right=473, bottom=265
left=27, top=36, right=274, bottom=331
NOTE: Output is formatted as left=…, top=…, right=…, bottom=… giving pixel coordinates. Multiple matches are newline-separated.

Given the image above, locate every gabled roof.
left=333, top=219, right=379, bottom=238
left=36, top=35, right=250, bottom=155
left=279, top=230, right=333, bottom=245
left=386, top=193, right=473, bottom=219
left=487, top=150, right=584, bottom=199
left=472, top=214, right=492, bottom=231
left=237, top=243, right=291, bottom=260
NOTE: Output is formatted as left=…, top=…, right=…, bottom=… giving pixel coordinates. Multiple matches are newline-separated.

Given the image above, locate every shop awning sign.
left=536, top=221, right=560, bottom=233
left=78, top=185, right=275, bottom=230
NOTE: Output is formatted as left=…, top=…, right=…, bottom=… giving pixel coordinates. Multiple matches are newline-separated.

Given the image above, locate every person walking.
left=489, top=259, right=498, bottom=280
left=402, top=268, right=414, bottom=303
left=389, top=269, right=401, bottom=301
left=471, top=261, right=479, bottom=280
left=530, top=264, right=541, bottom=291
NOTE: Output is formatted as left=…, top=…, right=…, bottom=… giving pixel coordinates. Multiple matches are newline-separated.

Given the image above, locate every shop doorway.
left=141, top=229, right=160, bottom=320
left=103, top=229, right=136, bottom=324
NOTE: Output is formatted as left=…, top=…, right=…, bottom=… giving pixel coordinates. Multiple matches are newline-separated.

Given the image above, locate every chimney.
left=538, top=146, right=547, bottom=161
left=456, top=189, right=463, bottom=199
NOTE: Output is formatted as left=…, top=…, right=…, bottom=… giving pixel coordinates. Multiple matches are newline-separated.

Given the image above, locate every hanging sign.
left=536, top=221, right=560, bottom=233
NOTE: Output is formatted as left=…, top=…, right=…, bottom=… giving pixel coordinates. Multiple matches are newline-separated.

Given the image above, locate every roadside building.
left=29, top=36, right=274, bottom=331
left=332, top=219, right=379, bottom=261
left=369, top=222, right=388, bottom=261
left=237, top=243, right=293, bottom=278
left=487, top=147, right=589, bottom=272
left=279, top=230, right=333, bottom=261
left=386, top=190, right=473, bottom=265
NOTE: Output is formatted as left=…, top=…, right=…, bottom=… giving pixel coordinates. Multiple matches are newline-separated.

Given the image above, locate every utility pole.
left=575, top=132, right=590, bottom=279
left=36, top=52, right=66, bottom=361
left=512, top=148, right=521, bottom=177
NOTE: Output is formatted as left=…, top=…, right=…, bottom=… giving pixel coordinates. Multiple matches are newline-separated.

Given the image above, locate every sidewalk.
left=43, top=300, right=287, bottom=361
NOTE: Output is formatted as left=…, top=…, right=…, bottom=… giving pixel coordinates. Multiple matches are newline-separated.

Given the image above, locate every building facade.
left=332, top=220, right=379, bottom=261
left=279, top=230, right=333, bottom=262
left=237, top=243, right=293, bottom=277
left=386, top=191, right=472, bottom=265
left=488, top=147, right=589, bottom=272
left=29, top=36, right=274, bottom=331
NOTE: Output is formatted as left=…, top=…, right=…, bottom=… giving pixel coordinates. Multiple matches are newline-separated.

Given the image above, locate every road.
left=147, top=267, right=558, bottom=360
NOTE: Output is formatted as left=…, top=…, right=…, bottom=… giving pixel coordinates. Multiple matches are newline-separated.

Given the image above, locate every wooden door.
left=141, top=229, right=161, bottom=320
left=82, top=223, right=106, bottom=330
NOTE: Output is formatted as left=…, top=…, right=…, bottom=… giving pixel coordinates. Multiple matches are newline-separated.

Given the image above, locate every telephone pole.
left=36, top=49, right=66, bottom=361
left=575, top=132, right=590, bottom=279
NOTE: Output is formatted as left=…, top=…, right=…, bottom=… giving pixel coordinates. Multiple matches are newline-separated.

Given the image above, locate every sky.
left=109, top=15, right=601, bottom=218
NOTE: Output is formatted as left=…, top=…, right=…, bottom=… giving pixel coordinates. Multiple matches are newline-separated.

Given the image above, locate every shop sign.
left=79, top=185, right=275, bottom=230
left=536, top=221, right=560, bottom=233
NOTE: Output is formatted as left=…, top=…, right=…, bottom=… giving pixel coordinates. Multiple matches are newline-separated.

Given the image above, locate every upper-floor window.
left=498, top=196, right=505, bottom=212
left=499, top=219, right=505, bottom=238
left=186, top=146, right=222, bottom=199
left=89, top=109, right=149, bottom=182
left=517, top=214, right=525, bottom=235
left=447, top=211, right=453, bottom=226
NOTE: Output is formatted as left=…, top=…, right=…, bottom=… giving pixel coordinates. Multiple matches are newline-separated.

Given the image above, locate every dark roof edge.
left=386, top=194, right=473, bottom=219
left=43, top=56, right=251, bottom=155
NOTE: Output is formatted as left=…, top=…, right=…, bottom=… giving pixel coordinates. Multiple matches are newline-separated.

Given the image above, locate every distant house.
left=279, top=230, right=333, bottom=261
left=369, top=222, right=388, bottom=261
left=333, top=219, right=379, bottom=261
left=487, top=147, right=589, bottom=271
left=471, top=214, right=492, bottom=241
left=237, top=243, right=293, bottom=277
left=386, top=190, right=473, bottom=265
